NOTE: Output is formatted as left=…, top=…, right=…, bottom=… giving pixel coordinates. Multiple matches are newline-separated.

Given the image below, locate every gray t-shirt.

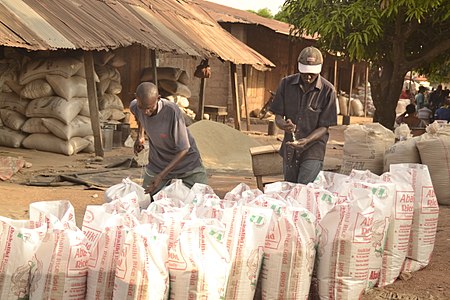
left=130, top=98, right=202, bottom=175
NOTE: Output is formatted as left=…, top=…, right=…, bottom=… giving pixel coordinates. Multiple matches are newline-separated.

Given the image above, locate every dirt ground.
left=0, top=116, right=448, bottom=299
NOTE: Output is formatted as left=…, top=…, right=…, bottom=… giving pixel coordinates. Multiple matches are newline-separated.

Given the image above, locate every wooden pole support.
left=84, top=51, right=104, bottom=157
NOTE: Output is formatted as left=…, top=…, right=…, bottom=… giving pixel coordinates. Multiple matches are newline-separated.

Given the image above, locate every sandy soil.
left=0, top=116, right=448, bottom=299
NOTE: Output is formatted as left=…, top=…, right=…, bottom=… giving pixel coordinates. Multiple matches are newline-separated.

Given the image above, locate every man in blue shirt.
left=434, top=98, right=450, bottom=122
left=270, top=47, right=337, bottom=184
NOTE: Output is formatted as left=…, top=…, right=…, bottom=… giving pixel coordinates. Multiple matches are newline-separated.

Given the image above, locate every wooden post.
left=83, top=51, right=104, bottom=157
left=364, top=63, right=369, bottom=117
left=230, top=62, right=241, bottom=130
left=287, top=39, right=294, bottom=75
left=150, top=49, right=158, bottom=85
left=347, top=63, right=355, bottom=115
left=242, top=64, right=250, bottom=131
left=196, top=77, right=206, bottom=121
left=334, top=59, right=338, bottom=93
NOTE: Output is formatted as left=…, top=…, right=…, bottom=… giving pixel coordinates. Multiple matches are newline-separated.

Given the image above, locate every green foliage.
left=416, top=52, right=450, bottom=84
left=283, top=0, right=450, bottom=63
left=274, top=9, right=289, bottom=22
left=247, top=8, right=274, bottom=19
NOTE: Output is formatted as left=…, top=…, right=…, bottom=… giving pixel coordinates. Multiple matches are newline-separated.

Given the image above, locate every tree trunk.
left=369, top=62, right=407, bottom=130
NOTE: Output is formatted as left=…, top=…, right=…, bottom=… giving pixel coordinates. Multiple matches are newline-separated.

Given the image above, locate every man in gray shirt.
left=270, top=46, right=337, bottom=184
left=130, top=82, right=207, bottom=195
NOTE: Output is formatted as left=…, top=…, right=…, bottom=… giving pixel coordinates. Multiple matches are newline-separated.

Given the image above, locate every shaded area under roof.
left=0, top=0, right=274, bottom=69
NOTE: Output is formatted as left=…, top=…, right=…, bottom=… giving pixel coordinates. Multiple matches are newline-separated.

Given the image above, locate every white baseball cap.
left=297, top=46, right=323, bottom=74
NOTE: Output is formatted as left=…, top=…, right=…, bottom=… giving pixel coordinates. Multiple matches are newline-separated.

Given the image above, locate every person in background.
left=429, top=84, right=446, bottom=112
left=417, top=103, right=433, bottom=125
left=400, top=89, right=414, bottom=101
left=130, top=82, right=207, bottom=195
left=434, top=98, right=450, bottom=123
left=396, top=104, right=427, bottom=136
left=269, top=46, right=337, bottom=184
left=415, top=86, right=426, bottom=110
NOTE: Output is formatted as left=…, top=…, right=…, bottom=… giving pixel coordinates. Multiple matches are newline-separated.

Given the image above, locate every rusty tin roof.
left=0, top=0, right=274, bottom=68
left=197, top=0, right=316, bottom=40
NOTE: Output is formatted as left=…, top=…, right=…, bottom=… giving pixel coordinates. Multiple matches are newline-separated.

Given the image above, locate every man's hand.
left=134, top=137, right=145, bottom=155
left=286, top=138, right=309, bottom=150
left=144, top=174, right=163, bottom=194
left=283, top=119, right=296, bottom=133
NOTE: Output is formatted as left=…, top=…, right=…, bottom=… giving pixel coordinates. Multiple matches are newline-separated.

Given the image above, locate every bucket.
left=113, top=128, right=122, bottom=148
left=102, top=125, right=114, bottom=151
left=267, top=120, right=277, bottom=136
left=119, top=123, right=131, bottom=145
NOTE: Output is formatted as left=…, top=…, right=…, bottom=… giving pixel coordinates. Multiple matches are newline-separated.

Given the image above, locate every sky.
left=205, top=0, right=286, bottom=14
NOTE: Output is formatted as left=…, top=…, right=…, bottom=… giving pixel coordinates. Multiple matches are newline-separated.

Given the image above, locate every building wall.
left=116, top=44, right=234, bottom=119
left=114, top=34, right=367, bottom=119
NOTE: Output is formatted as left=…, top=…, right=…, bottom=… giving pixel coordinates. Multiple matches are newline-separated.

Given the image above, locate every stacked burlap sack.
left=341, top=123, right=396, bottom=175
left=94, top=51, right=126, bottom=122
left=0, top=163, right=439, bottom=299
left=141, top=66, right=196, bottom=121
left=337, top=90, right=365, bottom=117
left=384, top=121, right=450, bottom=205
left=0, top=53, right=127, bottom=155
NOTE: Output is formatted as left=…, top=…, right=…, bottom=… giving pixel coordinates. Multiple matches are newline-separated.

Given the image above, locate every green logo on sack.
left=249, top=215, right=265, bottom=226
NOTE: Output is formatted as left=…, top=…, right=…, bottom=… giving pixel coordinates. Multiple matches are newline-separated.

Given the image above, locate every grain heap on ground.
left=189, top=120, right=262, bottom=170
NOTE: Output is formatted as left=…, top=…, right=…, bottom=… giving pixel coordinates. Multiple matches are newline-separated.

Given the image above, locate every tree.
left=417, top=52, right=450, bottom=84
left=283, top=0, right=450, bottom=129
left=274, top=9, right=289, bottom=22
left=247, top=8, right=273, bottom=19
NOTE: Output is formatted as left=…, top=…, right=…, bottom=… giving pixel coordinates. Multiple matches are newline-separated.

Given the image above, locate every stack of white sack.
left=0, top=163, right=439, bottom=299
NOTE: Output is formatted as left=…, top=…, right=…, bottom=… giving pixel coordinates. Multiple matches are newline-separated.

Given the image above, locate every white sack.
left=377, top=171, right=415, bottom=286
left=20, top=79, right=54, bottom=99
left=257, top=203, right=316, bottom=300
left=341, top=123, right=395, bottom=175
left=20, top=57, right=83, bottom=85
left=383, top=137, right=421, bottom=172
left=0, top=217, right=46, bottom=300
left=23, top=134, right=89, bottom=156
left=42, top=115, right=93, bottom=141
left=81, top=205, right=138, bottom=300
left=390, top=164, right=439, bottom=273
left=159, top=80, right=191, bottom=98
left=104, top=177, right=151, bottom=209
left=316, top=187, right=375, bottom=300
left=141, top=67, right=183, bottom=82
left=222, top=206, right=273, bottom=300
left=0, top=92, right=30, bottom=115
left=113, top=224, right=169, bottom=300
left=0, top=127, right=27, bottom=148
left=416, top=133, right=450, bottom=205
left=168, top=220, right=229, bottom=300
left=98, top=93, right=124, bottom=111
left=106, top=80, right=122, bottom=94
left=21, top=118, right=50, bottom=134
left=0, top=109, right=27, bottom=131
left=26, top=96, right=83, bottom=125
left=29, top=200, right=88, bottom=300
left=46, top=75, right=88, bottom=100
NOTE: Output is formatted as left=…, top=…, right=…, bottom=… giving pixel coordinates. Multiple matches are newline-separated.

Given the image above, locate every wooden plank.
left=230, top=62, right=241, bottom=130
left=196, top=77, right=206, bottom=121
left=249, top=144, right=283, bottom=177
left=150, top=49, right=158, bottom=85
left=242, top=64, right=250, bottom=131
left=249, top=144, right=280, bottom=156
left=84, top=51, right=104, bottom=157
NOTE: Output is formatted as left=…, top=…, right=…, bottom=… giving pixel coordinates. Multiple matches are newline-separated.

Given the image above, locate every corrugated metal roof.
left=197, top=0, right=317, bottom=40
left=0, top=0, right=274, bottom=69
